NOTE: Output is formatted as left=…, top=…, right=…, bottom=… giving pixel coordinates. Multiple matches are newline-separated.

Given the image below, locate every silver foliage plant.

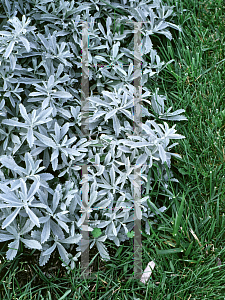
left=0, top=0, right=187, bottom=269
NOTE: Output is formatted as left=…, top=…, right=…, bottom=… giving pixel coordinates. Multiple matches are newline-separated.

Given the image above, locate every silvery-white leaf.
left=27, top=127, right=34, bottom=148
left=97, top=221, right=111, bottom=228
left=71, top=106, right=80, bottom=119
left=157, top=206, right=167, bottom=214
left=20, top=219, right=35, bottom=235
left=105, top=109, right=117, bottom=121
left=47, top=75, right=55, bottom=89
left=19, top=36, right=30, bottom=52
left=111, top=222, right=117, bottom=236
left=0, top=30, right=11, bottom=37
left=100, top=69, right=119, bottom=80
left=57, top=243, right=69, bottom=263
left=154, top=21, right=169, bottom=32
left=76, top=214, right=86, bottom=228
left=27, top=180, right=40, bottom=201
left=88, top=96, right=111, bottom=108
left=96, top=241, right=110, bottom=261
left=57, top=219, right=69, bottom=233
left=51, top=148, right=59, bottom=162
left=19, top=104, right=30, bottom=123
left=97, top=235, right=107, bottom=243
left=157, top=29, right=172, bottom=40
left=29, top=92, right=45, bottom=97
left=159, top=108, right=188, bottom=121
left=112, top=41, right=120, bottom=58
left=39, top=251, right=51, bottom=266
left=104, top=152, right=111, bottom=165
left=115, top=65, right=126, bottom=76
left=0, top=155, right=25, bottom=174
left=110, top=165, right=115, bottom=186
left=170, top=153, right=182, bottom=159
left=0, top=233, right=14, bottom=242
left=95, top=153, right=100, bottom=165
left=51, top=157, right=58, bottom=171
left=102, top=91, right=117, bottom=103
left=42, top=97, right=50, bottom=110
left=20, top=178, right=27, bottom=199
left=151, top=93, right=164, bottom=115
left=54, top=121, right=60, bottom=142
left=51, top=91, right=72, bottom=98
left=2, top=207, right=21, bottom=229
left=41, top=220, right=50, bottom=244
left=98, top=23, right=107, bottom=37
left=50, top=220, right=64, bottom=240
left=25, top=207, right=40, bottom=227
left=136, top=153, right=148, bottom=165
left=0, top=199, right=21, bottom=207
left=96, top=198, right=111, bottom=208
left=6, top=239, right=20, bottom=260
left=4, top=41, right=15, bottom=59
left=20, top=238, right=42, bottom=250
left=42, top=243, right=57, bottom=256
left=60, top=234, right=82, bottom=244
left=35, top=132, right=56, bottom=148
left=112, top=114, right=120, bottom=136
left=149, top=120, right=164, bottom=136
left=141, top=124, right=157, bottom=138
left=60, top=123, right=70, bottom=139
left=94, top=55, right=109, bottom=63
left=63, top=148, right=81, bottom=156
left=2, top=119, right=28, bottom=128
left=158, top=144, right=167, bottom=164
left=56, top=63, right=64, bottom=78
left=166, top=22, right=182, bottom=32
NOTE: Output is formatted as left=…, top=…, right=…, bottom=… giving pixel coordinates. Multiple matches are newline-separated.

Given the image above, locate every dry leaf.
left=216, top=257, right=222, bottom=269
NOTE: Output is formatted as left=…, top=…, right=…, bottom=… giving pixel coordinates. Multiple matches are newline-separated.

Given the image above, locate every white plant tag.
left=140, top=261, right=155, bottom=284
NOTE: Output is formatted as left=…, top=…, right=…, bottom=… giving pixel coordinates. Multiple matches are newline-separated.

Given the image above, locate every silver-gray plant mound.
left=0, top=0, right=187, bottom=271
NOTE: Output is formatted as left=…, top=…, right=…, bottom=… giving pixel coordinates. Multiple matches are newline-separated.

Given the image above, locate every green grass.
left=0, top=0, right=225, bottom=299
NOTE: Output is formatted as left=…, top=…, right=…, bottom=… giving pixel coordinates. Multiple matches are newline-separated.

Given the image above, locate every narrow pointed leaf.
left=2, top=207, right=21, bottom=229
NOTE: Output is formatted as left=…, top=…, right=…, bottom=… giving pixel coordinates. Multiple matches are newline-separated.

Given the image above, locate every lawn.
left=0, top=0, right=225, bottom=299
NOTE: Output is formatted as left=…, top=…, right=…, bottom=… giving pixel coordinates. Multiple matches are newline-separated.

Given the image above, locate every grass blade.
left=173, top=192, right=185, bottom=237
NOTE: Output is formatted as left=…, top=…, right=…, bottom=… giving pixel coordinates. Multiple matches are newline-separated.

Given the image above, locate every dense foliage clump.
left=0, top=0, right=187, bottom=270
